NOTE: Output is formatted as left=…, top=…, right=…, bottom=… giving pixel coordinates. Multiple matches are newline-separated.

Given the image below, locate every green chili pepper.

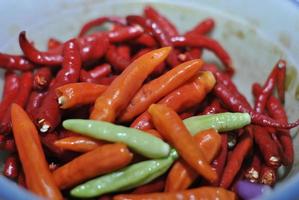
left=70, top=149, right=178, bottom=198
left=183, top=112, right=251, bottom=135
left=63, top=119, right=170, bottom=159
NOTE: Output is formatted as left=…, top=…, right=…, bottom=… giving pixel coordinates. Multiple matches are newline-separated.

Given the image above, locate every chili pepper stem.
left=57, top=96, right=65, bottom=106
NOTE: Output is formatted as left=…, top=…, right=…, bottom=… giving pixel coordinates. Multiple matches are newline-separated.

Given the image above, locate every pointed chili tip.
left=277, top=59, right=287, bottom=69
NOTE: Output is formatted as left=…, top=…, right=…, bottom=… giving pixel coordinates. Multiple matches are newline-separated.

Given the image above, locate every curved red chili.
left=19, top=31, right=109, bottom=66
left=79, top=16, right=126, bottom=37
left=26, top=91, right=47, bottom=120
left=171, top=35, right=234, bottom=75
left=185, top=18, right=215, bottom=36
left=108, top=25, right=143, bottom=43
left=0, top=52, right=34, bottom=71
left=35, top=39, right=81, bottom=132
left=133, top=33, right=158, bottom=47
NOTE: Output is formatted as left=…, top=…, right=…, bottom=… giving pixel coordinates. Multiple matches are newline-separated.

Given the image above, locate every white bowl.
left=0, top=0, right=298, bottom=199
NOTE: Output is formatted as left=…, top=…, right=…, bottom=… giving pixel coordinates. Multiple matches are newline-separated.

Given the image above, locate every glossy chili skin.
left=149, top=104, right=218, bottom=183
left=0, top=71, right=33, bottom=134
left=80, top=63, right=112, bottom=83
left=120, top=59, right=204, bottom=122
left=0, top=71, right=20, bottom=127
left=0, top=52, right=34, bottom=71
left=130, top=71, right=215, bottom=130
left=90, top=47, right=171, bottom=122
left=11, top=103, right=63, bottom=200
left=26, top=90, right=47, bottom=120
left=19, top=31, right=109, bottom=66
left=171, top=35, right=234, bottom=75
left=35, top=39, right=81, bottom=132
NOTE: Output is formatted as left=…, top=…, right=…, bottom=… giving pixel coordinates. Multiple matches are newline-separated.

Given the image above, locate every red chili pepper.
left=244, top=152, right=262, bottom=183
left=132, top=177, right=165, bottom=194
left=3, top=154, right=19, bottom=179
left=277, top=61, right=286, bottom=104
left=185, top=18, right=215, bottom=36
left=47, top=38, right=62, bottom=50
left=211, top=133, right=228, bottom=186
left=259, top=165, right=277, bottom=186
left=0, top=52, right=34, bottom=71
left=220, top=132, right=253, bottom=188
left=26, top=91, right=47, bottom=120
left=185, top=48, right=203, bottom=60
left=78, top=16, right=126, bottom=37
left=106, top=45, right=131, bottom=72
left=253, top=83, right=294, bottom=166
left=267, top=94, right=294, bottom=166
left=33, top=67, right=52, bottom=90
left=202, top=99, right=225, bottom=114
left=117, top=45, right=131, bottom=60
left=108, top=25, right=144, bottom=43
left=254, top=60, right=285, bottom=113
left=253, top=125, right=281, bottom=168
left=171, top=35, right=234, bottom=75
left=0, top=71, right=20, bottom=125
left=80, top=63, right=112, bottom=83
left=35, top=39, right=81, bottom=132
left=144, top=6, right=179, bottom=37
left=127, top=15, right=180, bottom=67
left=0, top=71, right=33, bottom=134
left=133, top=33, right=158, bottom=47
left=19, top=31, right=109, bottom=66
left=214, top=82, right=299, bottom=129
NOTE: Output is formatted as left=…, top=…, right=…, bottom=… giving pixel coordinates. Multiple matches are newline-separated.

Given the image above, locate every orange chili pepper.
left=114, top=187, right=236, bottom=200
left=11, top=103, right=63, bottom=200
left=165, top=128, right=221, bottom=192
left=53, top=143, right=133, bottom=189
left=90, top=47, right=171, bottom=122
left=131, top=71, right=215, bottom=130
left=54, top=136, right=106, bottom=153
left=56, top=82, right=107, bottom=109
left=120, top=59, right=204, bottom=122
left=148, top=104, right=217, bottom=182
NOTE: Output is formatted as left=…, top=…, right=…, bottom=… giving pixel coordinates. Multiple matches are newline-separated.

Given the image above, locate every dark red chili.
left=185, top=18, right=215, bottom=36
left=26, top=90, right=47, bottom=120
left=213, top=82, right=299, bottom=129
left=80, top=63, right=112, bottom=83
left=202, top=99, right=225, bottom=115
left=105, top=45, right=131, bottom=72
left=3, top=154, right=19, bottom=179
left=253, top=125, right=281, bottom=168
left=108, top=25, right=143, bottom=43
left=254, top=60, right=285, bottom=113
left=144, top=6, right=179, bottom=37
left=4, top=138, right=16, bottom=152
left=185, top=48, right=203, bottom=60
left=211, top=133, right=228, bottom=186
left=0, top=52, right=34, bottom=71
left=78, top=16, right=126, bottom=37
left=0, top=71, right=33, bottom=134
left=171, top=35, right=234, bottom=75
left=35, top=39, right=81, bottom=132
left=133, top=33, right=158, bottom=47
left=19, top=31, right=109, bottom=66
left=0, top=71, right=20, bottom=124
left=117, top=45, right=131, bottom=60
left=47, top=38, right=62, bottom=50
left=33, top=67, right=52, bottom=90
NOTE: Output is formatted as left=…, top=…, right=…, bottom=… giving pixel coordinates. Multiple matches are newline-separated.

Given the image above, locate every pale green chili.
left=183, top=112, right=251, bottom=135
left=63, top=120, right=170, bottom=159
left=70, top=149, right=178, bottom=198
